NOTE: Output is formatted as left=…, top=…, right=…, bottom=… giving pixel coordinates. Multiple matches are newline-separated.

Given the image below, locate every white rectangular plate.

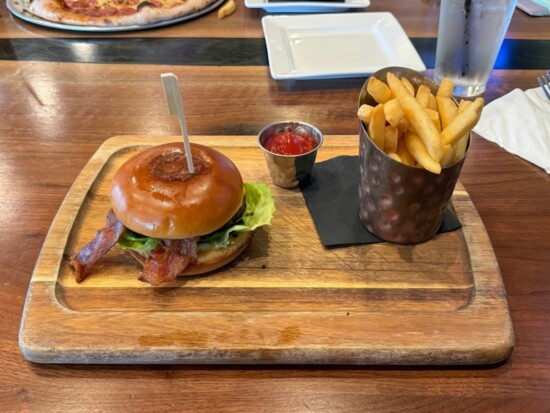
left=246, top=0, right=369, bottom=13
left=262, top=13, right=426, bottom=80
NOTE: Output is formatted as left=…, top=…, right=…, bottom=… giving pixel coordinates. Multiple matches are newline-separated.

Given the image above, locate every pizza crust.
left=28, top=0, right=218, bottom=27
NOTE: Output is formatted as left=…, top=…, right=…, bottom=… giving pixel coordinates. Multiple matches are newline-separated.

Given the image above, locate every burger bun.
left=110, top=142, right=244, bottom=239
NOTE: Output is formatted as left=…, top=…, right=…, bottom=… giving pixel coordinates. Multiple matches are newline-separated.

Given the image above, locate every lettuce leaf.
left=198, top=183, right=275, bottom=251
left=117, top=183, right=275, bottom=254
left=118, top=230, right=158, bottom=254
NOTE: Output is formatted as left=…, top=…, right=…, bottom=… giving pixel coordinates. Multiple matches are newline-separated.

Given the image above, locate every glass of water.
left=434, top=0, right=518, bottom=97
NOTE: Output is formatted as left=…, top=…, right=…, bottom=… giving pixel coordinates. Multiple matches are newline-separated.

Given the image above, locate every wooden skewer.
left=160, top=73, right=194, bottom=174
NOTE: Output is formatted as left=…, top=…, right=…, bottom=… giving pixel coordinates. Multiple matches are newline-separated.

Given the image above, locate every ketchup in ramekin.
left=258, top=120, right=323, bottom=188
left=262, top=130, right=317, bottom=156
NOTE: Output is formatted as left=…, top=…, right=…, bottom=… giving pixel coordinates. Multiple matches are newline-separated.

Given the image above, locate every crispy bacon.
left=70, top=209, right=126, bottom=283
left=139, top=238, right=199, bottom=286
left=70, top=209, right=201, bottom=285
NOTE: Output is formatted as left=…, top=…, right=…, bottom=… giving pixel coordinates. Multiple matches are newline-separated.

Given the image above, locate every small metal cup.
left=358, top=67, right=469, bottom=244
left=258, top=120, right=323, bottom=189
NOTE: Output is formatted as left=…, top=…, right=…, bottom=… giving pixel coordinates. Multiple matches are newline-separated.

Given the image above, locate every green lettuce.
left=198, top=183, right=276, bottom=251
left=117, top=183, right=275, bottom=254
left=118, top=230, right=158, bottom=254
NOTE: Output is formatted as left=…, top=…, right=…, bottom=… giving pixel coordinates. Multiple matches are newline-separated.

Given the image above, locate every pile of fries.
left=357, top=73, right=484, bottom=174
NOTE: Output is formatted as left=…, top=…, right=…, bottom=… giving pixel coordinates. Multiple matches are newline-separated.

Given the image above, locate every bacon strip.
left=70, top=209, right=126, bottom=283
left=139, top=238, right=198, bottom=286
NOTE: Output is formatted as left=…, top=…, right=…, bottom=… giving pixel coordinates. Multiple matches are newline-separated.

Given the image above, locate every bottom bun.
left=128, top=231, right=255, bottom=277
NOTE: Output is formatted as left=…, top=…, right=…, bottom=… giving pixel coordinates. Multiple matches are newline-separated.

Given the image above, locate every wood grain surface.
left=19, top=135, right=513, bottom=365
left=2, top=0, right=550, bottom=39
left=1, top=0, right=549, bottom=411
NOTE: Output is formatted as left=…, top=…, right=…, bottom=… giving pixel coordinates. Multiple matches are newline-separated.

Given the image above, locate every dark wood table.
left=1, top=1, right=549, bottom=411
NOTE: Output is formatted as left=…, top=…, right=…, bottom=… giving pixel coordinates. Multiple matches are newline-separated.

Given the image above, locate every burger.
left=70, top=142, right=275, bottom=285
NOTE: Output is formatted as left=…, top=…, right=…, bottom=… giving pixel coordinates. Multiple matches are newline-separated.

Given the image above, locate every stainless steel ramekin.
left=258, top=120, right=323, bottom=189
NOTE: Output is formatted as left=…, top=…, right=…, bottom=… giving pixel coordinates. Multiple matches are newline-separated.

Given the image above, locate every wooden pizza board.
left=19, top=135, right=514, bottom=364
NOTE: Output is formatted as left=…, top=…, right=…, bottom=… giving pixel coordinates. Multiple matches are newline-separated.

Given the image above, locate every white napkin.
left=473, top=87, right=550, bottom=173
left=517, top=0, right=550, bottom=16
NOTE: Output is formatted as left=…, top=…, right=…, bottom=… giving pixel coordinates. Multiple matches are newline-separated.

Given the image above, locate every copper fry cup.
left=258, top=120, right=323, bottom=189
left=358, top=67, right=469, bottom=244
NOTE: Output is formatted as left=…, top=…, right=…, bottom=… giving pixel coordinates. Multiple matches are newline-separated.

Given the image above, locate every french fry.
left=436, top=96, right=458, bottom=129
left=367, top=76, right=393, bottom=103
left=396, top=138, right=416, bottom=166
left=415, top=85, right=431, bottom=108
left=451, top=100, right=472, bottom=161
left=440, top=97, right=484, bottom=146
left=425, top=108, right=441, bottom=132
left=436, top=78, right=455, bottom=98
left=404, top=132, right=442, bottom=174
left=359, top=74, right=480, bottom=173
left=384, top=125, right=399, bottom=154
left=357, top=104, right=375, bottom=124
left=387, top=72, right=443, bottom=161
left=388, top=152, right=402, bottom=162
left=427, top=93, right=438, bottom=111
left=368, top=104, right=386, bottom=150
left=453, top=135, right=470, bottom=163
left=218, top=0, right=236, bottom=19
left=383, top=98, right=409, bottom=131
left=401, top=77, right=415, bottom=96
left=458, top=99, right=472, bottom=113
left=440, top=144, right=454, bottom=167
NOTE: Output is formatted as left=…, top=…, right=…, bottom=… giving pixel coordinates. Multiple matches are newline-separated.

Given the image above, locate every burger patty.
left=217, top=196, right=246, bottom=232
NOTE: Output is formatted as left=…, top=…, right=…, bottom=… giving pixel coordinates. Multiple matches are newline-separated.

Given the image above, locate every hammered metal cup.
left=358, top=67, right=469, bottom=244
left=258, top=120, right=323, bottom=189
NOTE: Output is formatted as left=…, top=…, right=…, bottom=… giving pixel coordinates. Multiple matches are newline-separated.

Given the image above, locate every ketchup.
left=263, top=131, right=316, bottom=155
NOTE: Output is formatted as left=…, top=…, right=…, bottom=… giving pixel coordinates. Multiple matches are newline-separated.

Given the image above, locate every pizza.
left=27, top=0, right=219, bottom=26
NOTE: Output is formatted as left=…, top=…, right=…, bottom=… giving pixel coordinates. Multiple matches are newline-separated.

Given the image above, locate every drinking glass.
left=434, top=0, right=518, bottom=97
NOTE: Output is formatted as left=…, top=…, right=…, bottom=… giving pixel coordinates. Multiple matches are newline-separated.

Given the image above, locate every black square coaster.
left=300, top=156, right=462, bottom=247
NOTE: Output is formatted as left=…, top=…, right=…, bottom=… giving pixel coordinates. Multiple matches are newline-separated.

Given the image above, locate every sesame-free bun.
left=110, top=142, right=244, bottom=239
left=128, top=231, right=254, bottom=277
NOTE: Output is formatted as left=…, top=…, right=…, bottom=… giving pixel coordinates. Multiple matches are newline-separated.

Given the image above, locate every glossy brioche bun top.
left=110, top=142, right=243, bottom=239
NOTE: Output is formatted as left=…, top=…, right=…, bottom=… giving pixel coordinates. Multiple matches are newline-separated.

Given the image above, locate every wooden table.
left=1, top=0, right=549, bottom=411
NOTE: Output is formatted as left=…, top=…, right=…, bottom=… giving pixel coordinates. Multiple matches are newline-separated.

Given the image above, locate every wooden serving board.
left=19, top=136, right=514, bottom=365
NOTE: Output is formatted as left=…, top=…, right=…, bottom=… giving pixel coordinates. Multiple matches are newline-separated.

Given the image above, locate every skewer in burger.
left=70, top=142, right=275, bottom=285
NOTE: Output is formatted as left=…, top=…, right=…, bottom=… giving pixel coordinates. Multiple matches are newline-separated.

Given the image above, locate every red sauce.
left=263, top=131, right=316, bottom=155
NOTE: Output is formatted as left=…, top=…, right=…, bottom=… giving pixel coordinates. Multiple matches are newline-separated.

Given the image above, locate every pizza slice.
left=28, top=0, right=218, bottom=26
